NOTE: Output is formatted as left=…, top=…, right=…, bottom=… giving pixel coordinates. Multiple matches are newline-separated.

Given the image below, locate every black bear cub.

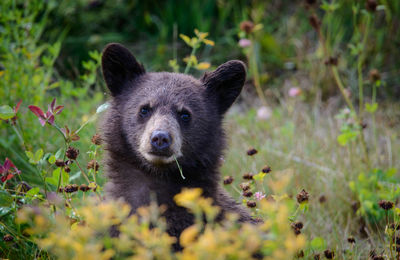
left=101, top=43, right=254, bottom=247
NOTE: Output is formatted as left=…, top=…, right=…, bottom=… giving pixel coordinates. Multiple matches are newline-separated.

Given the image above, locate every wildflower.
left=87, top=160, right=99, bottom=171
left=243, top=172, right=254, bottom=180
left=91, top=133, right=102, bottom=145
left=262, top=165, right=272, bottom=173
left=369, top=69, right=381, bottom=82
left=366, top=0, right=378, bottom=12
left=240, top=182, right=250, bottom=191
left=28, top=98, right=64, bottom=126
left=296, top=189, right=309, bottom=204
left=347, top=237, right=356, bottom=244
left=288, top=87, right=302, bottom=97
left=3, top=234, right=13, bottom=242
left=223, top=176, right=234, bottom=185
left=9, top=100, right=22, bottom=125
left=238, top=38, right=251, bottom=48
left=66, top=146, right=79, bottom=160
left=243, top=190, right=253, bottom=197
left=0, top=158, right=21, bottom=182
left=247, top=200, right=256, bottom=208
left=16, top=181, right=32, bottom=193
left=55, top=159, right=65, bottom=167
left=378, top=200, right=394, bottom=210
left=61, top=126, right=80, bottom=142
left=247, top=147, right=258, bottom=156
left=309, top=14, right=320, bottom=30
left=324, top=249, right=334, bottom=259
left=256, top=106, right=272, bottom=121
left=240, top=21, right=255, bottom=34
left=79, top=184, right=90, bottom=192
left=254, top=192, right=266, bottom=200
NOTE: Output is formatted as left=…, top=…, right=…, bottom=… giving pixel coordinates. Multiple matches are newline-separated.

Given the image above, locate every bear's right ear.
left=101, top=43, right=145, bottom=96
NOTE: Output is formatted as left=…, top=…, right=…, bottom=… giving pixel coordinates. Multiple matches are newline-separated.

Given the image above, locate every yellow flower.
left=180, top=225, right=199, bottom=247
left=196, top=62, right=211, bottom=70
left=174, top=188, right=202, bottom=206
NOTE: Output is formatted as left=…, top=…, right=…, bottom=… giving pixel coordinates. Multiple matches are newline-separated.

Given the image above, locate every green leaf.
left=337, top=131, right=358, bottom=146
left=25, top=151, right=37, bottom=164
left=34, top=149, right=43, bottom=162
left=310, top=237, right=326, bottom=250
left=365, top=103, right=378, bottom=113
left=47, top=168, right=69, bottom=186
left=26, top=187, right=40, bottom=197
left=0, top=190, right=13, bottom=207
left=253, top=172, right=266, bottom=182
left=0, top=105, right=14, bottom=120
left=48, top=155, right=56, bottom=164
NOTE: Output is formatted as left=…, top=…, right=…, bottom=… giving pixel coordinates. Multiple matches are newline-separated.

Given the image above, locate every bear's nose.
left=150, top=131, right=172, bottom=151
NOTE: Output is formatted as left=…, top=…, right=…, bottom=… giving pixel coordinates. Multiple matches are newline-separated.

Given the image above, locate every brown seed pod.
left=261, top=165, right=272, bottom=173
left=246, top=200, right=257, bottom=208
left=3, top=234, right=13, bottom=242
left=240, top=21, right=255, bottom=34
left=378, top=200, right=394, bottom=210
left=223, top=176, right=234, bottom=185
left=296, top=189, right=309, bottom=204
left=240, top=182, right=251, bottom=191
left=87, top=160, right=99, bottom=171
left=243, top=190, right=253, bottom=197
left=347, top=237, right=356, bottom=244
left=66, top=146, right=79, bottom=160
left=319, top=195, right=326, bottom=203
left=79, top=184, right=91, bottom=192
left=55, top=159, right=65, bottom=167
left=243, top=172, right=254, bottom=180
left=246, top=148, right=258, bottom=156
left=64, top=166, right=71, bottom=173
left=313, top=254, right=320, bottom=260
left=64, top=184, right=78, bottom=193
left=366, top=0, right=378, bottom=12
left=369, top=69, right=381, bottom=82
left=91, top=133, right=102, bottom=145
left=324, top=249, right=334, bottom=259
left=309, top=14, right=321, bottom=30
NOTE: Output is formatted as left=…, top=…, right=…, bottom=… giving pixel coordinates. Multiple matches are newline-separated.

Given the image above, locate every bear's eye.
left=179, top=111, right=191, bottom=122
left=139, top=106, right=151, bottom=117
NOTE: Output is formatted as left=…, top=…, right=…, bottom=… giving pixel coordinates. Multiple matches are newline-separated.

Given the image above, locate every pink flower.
left=254, top=191, right=266, bottom=201
left=0, top=158, right=21, bottom=182
left=28, top=98, right=64, bottom=126
left=256, top=106, right=272, bottom=121
left=239, top=38, right=251, bottom=48
left=288, top=87, right=302, bottom=97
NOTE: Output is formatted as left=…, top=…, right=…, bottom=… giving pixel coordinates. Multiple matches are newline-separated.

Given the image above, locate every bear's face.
left=101, top=43, right=246, bottom=173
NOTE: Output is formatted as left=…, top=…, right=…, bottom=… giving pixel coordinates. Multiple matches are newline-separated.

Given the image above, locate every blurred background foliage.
left=1, top=0, right=400, bottom=258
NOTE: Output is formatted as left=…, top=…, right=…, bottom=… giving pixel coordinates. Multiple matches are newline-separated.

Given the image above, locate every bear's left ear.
left=102, top=43, right=145, bottom=96
left=201, top=60, right=246, bottom=114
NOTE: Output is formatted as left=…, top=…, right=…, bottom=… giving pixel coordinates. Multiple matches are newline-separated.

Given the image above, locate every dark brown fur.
left=100, top=43, right=254, bottom=248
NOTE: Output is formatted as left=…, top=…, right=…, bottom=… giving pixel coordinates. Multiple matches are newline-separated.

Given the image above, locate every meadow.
left=0, top=0, right=399, bottom=259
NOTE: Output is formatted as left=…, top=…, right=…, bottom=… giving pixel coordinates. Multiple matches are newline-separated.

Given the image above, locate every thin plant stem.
left=74, top=160, right=90, bottom=184
left=249, top=35, right=267, bottom=106
left=357, top=14, right=371, bottom=117
left=184, top=47, right=197, bottom=74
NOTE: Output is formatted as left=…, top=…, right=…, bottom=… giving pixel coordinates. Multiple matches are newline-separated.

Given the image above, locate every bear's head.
left=101, top=43, right=246, bottom=178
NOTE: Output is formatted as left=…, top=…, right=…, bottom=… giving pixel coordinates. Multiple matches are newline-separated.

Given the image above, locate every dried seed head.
left=247, top=148, right=258, bottom=156
left=309, top=14, right=320, bottom=30
left=366, top=0, right=378, bottom=12
left=324, top=249, right=334, bottom=259
left=17, top=181, right=32, bottom=193
left=319, top=195, right=326, bottom=203
left=247, top=200, right=257, bottom=208
left=389, top=223, right=400, bottom=230
left=296, top=189, right=309, bottom=204
left=378, top=200, right=394, bottom=210
left=91, top=133, right=102, bottom=145
left=262, top=165, right=272, bottom=173
left=369, top=69, right=381, bottom=82
left=372, top=256, right=384, bottom=260
left=64, top=184, right=78, bottom=193
left=64, top=166, right=71, bottom=173
left=293, top=228, right=301, bottom=235
left=347, top=237, right=356, bottom=244
left=55, top=159, right=65, bottom=167
left=324, top=56, right=338, bottom=66
left=243, top=190, right=253, bottom=197
left=79, top=184, right=90, bottom=192
left=87, top=160, right=99, bottom=171
left=240, top=182, right=251, bottom=191
left=243, top=172, right=254, bottom=180
left=223, top=176, right=234, bottom=185
left=313, top=254, right=321, bottom=260
left=240, top=21, right=255, bottom=34
left=58, top=187, right=64, bottom=193
left=293, top=221, right=304, bottom=230
left=66, top=146, right=79, bottom=160
left=3, top=234, right=13, bottom=242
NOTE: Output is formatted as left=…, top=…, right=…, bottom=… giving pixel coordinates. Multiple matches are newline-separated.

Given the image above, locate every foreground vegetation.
left=1, top=0, right=399, bottom=259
